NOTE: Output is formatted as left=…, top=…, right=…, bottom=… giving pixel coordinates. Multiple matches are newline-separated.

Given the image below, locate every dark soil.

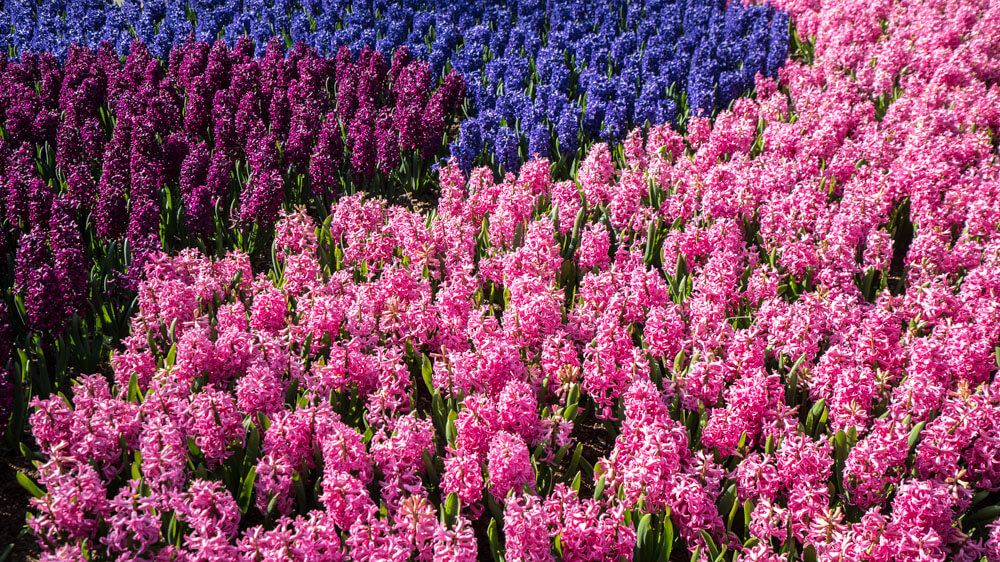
left=397, top=187, right=440, bottom=216
left=567, top=403, right=615, bottom=499
left=888, top=199, right=913, bottom=295
left=471, top=512, right=494, bottom=561
left=0, top=449, right=40, bottom=561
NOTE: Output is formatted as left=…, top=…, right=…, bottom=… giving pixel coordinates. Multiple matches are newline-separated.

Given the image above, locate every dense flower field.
left=0, top=0, right=790, bottom=171
left=0, top=37, right=464, bottom=443
left=1, top=0, right=1000, bottom=560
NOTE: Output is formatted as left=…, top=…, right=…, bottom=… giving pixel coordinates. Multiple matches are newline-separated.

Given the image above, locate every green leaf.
left=421, top=354, right=434, bottom=393
left=907, top=420, right=927, bottom=451
left=127, top=370, right=141, bottom=403
left=676, top=253, right=688, bottom=280
left=486, top=493, right=504, bottom=523
left=165, top=344, right=177, bottom=367
left=593, top=474, right=607, bottom=500
left=650, top=357, right=663, bottom=387
left=659, top=516, right=674, bottom=562
left=301, top=332, right=314, bottom=359
left=293, top=473, right=308, bottom=512
left=566, top=443, right=583, bottom=477
left=571, top=205, right=586, bottom=245
left=553, top=443, right=570, bottom=465
left=187, top=437, right=202, bottom=459
left=244, top=424, right=261, bottom=473
left=806, top=398, right=826, bottom=433
left=700, top=530, right=720, bottom=560
left=132, top=450, right=142, bottom=481
left=562, top=402, right=578, bottom=421
left=257, top=412, right=271, bottom=431
left=834, top=430, right=847, bottom=459
left=672, top=350, right=686, bottom=377
left=779, top=523, right=798, bottom=558
left=643, top=220, right=656, bottom=265
left=17, top=472, right=43, bottom=498
left=445, top=417, right=458, bottom=447
left=7, top=366, right=26, bottom=448
left=686, top=409, right=701, bottom=441
left=636, top=513, right=653, bottom=551
left=239, top=467, right=257, bottom=513
left=723, top=485, right=739, bottom=531
left=487, top=517, right=504, bottom=562
left=971, top=490, right=991, bottom=508
left=167, top=513, right=178, bottom=544
left=432, top=392, right=445, bottom=419
left=567, top=383, right=580, bottom=406
left=422, top=448, right=439, bottom=484
left=966, top=505, right=1000, bottom=525
left=31, top=350, right=50, bottom=398
left=559, top=258, right=576, bottom=286
left=266, top=493, right=281, bottom=520
left=284, top=377, right=300, bottom=407
left=785, top=352, right=808, bottom=405
left=19, top=443, right=40, bottom=461
left=833, top=430, right=849, bottom=495
left=764, top=434, right=775, bottom=455
left=443, top=492, right=459, bottom=526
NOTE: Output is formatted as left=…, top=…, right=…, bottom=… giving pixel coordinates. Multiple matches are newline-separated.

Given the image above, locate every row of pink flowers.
left=22, top=0, right=1000, bottom=559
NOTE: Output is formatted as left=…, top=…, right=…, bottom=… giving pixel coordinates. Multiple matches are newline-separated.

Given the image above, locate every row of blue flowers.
left=0, top=0, right=789, bottom=171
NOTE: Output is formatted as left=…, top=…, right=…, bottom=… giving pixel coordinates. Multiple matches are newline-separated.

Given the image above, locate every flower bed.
left=0, top=0, right=790, bottom=171
left=3, top=0, right=1000, bottom=559
left=24, top=105, right=1000, bottom=557
left=0, top=39, right=464, bottom=437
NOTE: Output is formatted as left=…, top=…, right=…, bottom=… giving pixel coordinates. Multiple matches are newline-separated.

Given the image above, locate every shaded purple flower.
left=126, top=120, right=163, bottom=287
left=180, top=140, right=212, bottom=236
left=50, top=195, right=89, bottom=319
left=239, top=133, right=284, bottom=225
left=394, top=61, right=431, bottom=153
left=94, top=117, right=132, bottom=240
left=348, top=106, right=377, bottom=180
left=15, top=228, right=65, bottom=333
left=310, top=112, right=344, bottom=197
left=375, top=108, right=400, bottom=176
left=421, top=93, right=447, bottom=159
left=4, top=143, right=37, bottom=226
